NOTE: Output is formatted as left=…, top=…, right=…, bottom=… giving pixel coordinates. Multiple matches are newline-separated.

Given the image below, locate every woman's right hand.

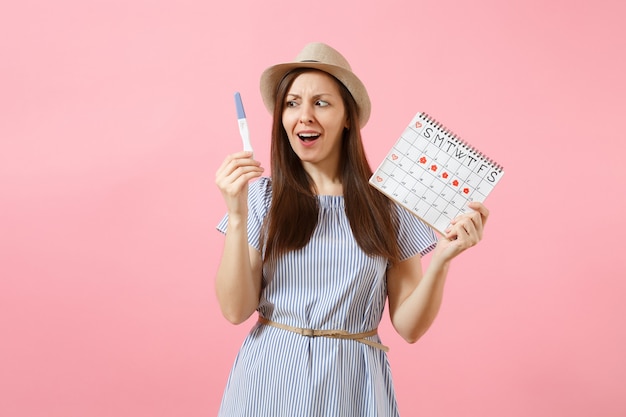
left=215, top=151, right=264, bottom=324
left=215, top=151, right=264, bottom=218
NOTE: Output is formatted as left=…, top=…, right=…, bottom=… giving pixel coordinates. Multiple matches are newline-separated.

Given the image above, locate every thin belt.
left=257, top=316, right=389, bottom=352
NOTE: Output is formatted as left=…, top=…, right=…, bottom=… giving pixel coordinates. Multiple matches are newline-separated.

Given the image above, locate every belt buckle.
left=300, top=328, right=315, bottom=337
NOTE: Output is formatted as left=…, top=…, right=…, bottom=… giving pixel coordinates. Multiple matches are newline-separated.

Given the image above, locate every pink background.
left=2, top=0, right=625, bottom=416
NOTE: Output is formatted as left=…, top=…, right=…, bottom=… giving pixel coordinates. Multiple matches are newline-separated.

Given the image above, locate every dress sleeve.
left=216, top=177, right=272, bottom=252
left=395, top=204, right=438, bottom=260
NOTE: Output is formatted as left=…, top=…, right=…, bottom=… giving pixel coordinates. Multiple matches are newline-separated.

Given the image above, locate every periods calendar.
left=369, top=112, right=504, bottom=235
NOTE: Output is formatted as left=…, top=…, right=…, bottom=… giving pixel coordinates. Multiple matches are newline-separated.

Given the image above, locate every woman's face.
left=282, top=71, right=349, bottom=173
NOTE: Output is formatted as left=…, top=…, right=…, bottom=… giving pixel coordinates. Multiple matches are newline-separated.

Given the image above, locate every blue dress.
left=216, top=177, right=437, bottom=416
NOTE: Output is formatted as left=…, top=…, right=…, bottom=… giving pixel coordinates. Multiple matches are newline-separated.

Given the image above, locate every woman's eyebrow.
left=286, top=93, right=334, bottom=99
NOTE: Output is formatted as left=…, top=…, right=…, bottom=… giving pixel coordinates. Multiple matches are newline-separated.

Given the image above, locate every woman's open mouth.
left=297, top=132, right=321, bottom=143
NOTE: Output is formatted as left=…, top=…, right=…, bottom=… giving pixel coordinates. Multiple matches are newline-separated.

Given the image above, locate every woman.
left=215, top=42, right=489, bottom=416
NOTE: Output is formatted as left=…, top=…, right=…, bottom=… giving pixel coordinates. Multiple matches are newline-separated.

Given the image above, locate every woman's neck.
left=302, top=163, right=343, bottom=196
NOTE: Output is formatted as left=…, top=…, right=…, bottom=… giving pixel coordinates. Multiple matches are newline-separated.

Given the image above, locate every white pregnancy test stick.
left=234, top=92, right=253, bottom=153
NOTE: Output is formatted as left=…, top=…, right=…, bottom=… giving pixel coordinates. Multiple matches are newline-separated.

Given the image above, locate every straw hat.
left=259, top=42, right=371, bottom=128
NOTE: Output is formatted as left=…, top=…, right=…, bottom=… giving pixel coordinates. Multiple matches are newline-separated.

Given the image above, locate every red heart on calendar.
left=431, top=165, right=437, bottom=171
left=391, top=154, right=398, bottom=160
left=442, top=172, right=449, bottom=179
left=415, top=121, right=422, bottom=128
left=419, top=156, right=427, bottom=164
left=463, top=188, right=469, bottom=194
left=376, top=176, right=383, bottom=182
left=452, top=180, right=459, bottom=187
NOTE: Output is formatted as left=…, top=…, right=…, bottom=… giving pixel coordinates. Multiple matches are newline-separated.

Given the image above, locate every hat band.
left=300, top=59, right=320, bottom=63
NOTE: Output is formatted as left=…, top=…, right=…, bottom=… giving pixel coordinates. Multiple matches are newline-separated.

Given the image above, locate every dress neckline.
left=317, top=194, right=345, bottom=208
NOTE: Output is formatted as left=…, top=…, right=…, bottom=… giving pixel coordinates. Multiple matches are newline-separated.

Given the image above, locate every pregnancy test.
left=234, top=92, right=253, bottom=153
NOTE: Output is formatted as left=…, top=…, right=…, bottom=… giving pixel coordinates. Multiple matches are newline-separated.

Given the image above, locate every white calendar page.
left=369, top=112, right=504, bottom=235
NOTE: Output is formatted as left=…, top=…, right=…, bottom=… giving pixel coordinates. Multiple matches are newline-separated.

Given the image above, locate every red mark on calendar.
left=376, top=176, right=383, bottom=182
left=452, top=180, right=459, bottom=187
left=415, top=121, right=422, bottom=128
left=430, top=165, right=438, bottom=171
left=419, top=156, right=427, bottom=164
left=391, top=154, right=398, bottom=160
left=463, top=188, right=470, bottom=194
left=442, top=172, right=449, bottom=179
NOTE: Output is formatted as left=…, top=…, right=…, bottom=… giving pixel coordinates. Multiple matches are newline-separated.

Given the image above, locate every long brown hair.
left=263, top=68, right=400, bottom=264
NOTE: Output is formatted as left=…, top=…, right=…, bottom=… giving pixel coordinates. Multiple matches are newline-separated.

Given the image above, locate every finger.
left=451, top=217, right=480, bottom=246
left=449, top=209, right=480, bottom=227
left=463, top=216, right=483, bottom=246
left=216, top=153, right=263, bottom=189
left=216, top=151, right=251, bottom=173
left=462, top=217, right=478, bottom=241
left=217, top=165, right=264, bottom=195
left=216, top=153, right=262, bottom=180
left=444, top=220, right=468, bottom=241
left=444, top=226, right=457, bottom=241
left=216, top=151, right=256, bottom=171
left=229, top=150, right=254, bottom=159
left=468, top=201, right=490, bottom=227
left=466, top=210, right=484, bottom=240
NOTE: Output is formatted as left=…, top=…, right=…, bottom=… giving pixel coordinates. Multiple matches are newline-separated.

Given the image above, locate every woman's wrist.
left=429, top=247, right=452, bottom=274
left=227, top=213, right=247, bottom=229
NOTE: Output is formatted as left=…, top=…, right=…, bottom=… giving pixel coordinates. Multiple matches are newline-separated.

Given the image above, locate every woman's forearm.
left=392, top=257, right=451, bottom=343
left=215, top=215, right=262, bottom=324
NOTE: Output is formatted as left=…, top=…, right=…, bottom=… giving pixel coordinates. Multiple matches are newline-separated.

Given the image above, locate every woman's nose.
left=299, top=103, right=314, bottom=124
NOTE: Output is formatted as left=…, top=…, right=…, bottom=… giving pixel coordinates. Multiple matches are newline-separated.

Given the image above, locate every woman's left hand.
left=433, top=201, right=490, bottom=263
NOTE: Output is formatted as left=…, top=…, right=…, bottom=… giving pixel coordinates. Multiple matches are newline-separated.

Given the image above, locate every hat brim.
left=260, top=62, right=371, bottom=128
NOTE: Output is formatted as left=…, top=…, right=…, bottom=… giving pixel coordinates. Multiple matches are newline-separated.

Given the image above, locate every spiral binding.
left=419, top=112, right=503, bottom=172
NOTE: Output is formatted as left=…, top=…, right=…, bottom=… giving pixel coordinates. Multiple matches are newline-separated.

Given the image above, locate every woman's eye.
left=286, top=100, right=297, bottom=107
left=316, top=100, right=329, bottom=107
